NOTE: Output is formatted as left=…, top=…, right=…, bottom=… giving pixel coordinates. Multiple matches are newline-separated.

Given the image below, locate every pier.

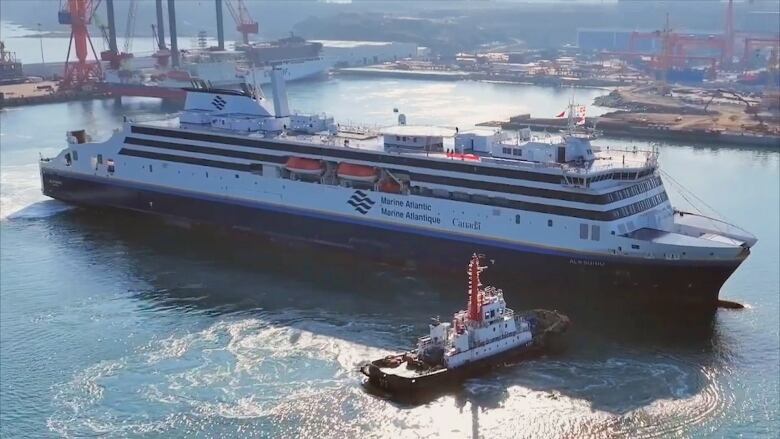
left=0, top=81, right=111, bottom=108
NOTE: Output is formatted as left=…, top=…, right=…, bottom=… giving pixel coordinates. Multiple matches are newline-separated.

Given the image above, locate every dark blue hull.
left=40, top=168, right=743, bottom=305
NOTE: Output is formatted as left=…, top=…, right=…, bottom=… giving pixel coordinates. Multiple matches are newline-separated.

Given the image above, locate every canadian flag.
left=555, top=110, right=566, bottom=118
left=576, top=105, right=587, bottom=125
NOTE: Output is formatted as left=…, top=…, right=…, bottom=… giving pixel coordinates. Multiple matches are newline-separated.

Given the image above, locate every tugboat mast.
left=467, top=254, right=485, bottom=322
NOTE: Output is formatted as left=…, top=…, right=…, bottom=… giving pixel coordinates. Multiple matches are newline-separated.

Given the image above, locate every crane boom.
left=224, top=0, right=258, bottom=44
left=123, top=0, right=138, bottom=54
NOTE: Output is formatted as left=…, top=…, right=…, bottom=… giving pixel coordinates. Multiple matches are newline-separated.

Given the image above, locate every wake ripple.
left=47, top=311, right=395, bottom=437
left=46, top=312, right=733, bottom=438
left=0, top=163, right=74, bottom=220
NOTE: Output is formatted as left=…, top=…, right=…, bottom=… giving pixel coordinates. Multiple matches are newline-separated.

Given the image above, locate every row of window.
left=613, top=192, right=668, bottom=219
left=567, top=167, right=656, bottom=187
left=117, top=145, right=668, bottom=221
left=604, top=176, right=662, bottom=203
left=127, top=130, right=663, bottom=198
left=501, top=147, right=523, bottom=156
left=410, top=184, right=669, bottom=221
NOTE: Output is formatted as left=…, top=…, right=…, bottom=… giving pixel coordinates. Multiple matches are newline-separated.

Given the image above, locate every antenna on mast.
left=467, top=254, right=486, bottom=322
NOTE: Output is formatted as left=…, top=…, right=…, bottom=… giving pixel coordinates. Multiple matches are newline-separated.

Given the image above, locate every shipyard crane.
left=225, top=0, right=258, bottom=45
left=58, top=0, right=103, bottom=88
left=94, top=0, right=134, bottom=70
left=122, top=0, right=139, bottom=54
left=741, top=37, right=780, bottom=69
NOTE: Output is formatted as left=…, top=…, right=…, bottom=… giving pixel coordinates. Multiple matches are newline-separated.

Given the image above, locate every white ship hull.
left=103, top=58, right=328, bottom=99
left=247, top=58, right=329, bottom=85
left=39, top=125, right=749, bottom=304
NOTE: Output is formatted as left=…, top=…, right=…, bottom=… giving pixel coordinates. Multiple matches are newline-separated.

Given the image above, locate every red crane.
left=95, top=0, right=136, bottom=70
left=58, top=0, right=103, bottom=88
left=225, top=0, right=258, bottom=45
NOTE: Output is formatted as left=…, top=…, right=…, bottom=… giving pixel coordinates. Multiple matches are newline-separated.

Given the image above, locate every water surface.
left=1, top=77, right=778, bottom=438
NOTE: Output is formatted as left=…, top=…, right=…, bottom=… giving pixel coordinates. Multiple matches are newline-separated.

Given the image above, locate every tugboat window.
left=548, top=219, right=553, bottom=227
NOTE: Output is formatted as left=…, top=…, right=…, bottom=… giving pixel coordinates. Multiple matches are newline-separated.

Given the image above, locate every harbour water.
left=1, top=77, right=778, bottom=437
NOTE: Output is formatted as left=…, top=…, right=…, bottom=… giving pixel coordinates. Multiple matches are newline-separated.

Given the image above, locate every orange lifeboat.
left=378, top=178, right=402, bottom=193
left=285, top=157, right=324, bottom=176
left=165, top=70, right=192, bottom=81
left=337, top=163, right=379, bottom=183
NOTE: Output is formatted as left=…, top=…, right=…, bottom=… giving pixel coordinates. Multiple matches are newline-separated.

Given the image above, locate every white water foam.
left=47, top=310, right=731, bottom=438
left=47, top=311, right=395, bottom=437
left=0, top=163, right=73, bottom=220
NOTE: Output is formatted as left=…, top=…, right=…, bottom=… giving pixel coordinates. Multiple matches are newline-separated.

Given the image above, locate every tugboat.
left=361, top=254, right=570, bottom=399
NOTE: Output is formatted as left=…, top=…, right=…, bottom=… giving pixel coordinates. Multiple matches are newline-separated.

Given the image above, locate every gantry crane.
left=95, top=0, right=136, bottom=70
left=122, top=0, right=139, bottom=54
left=225, top=0, right=258, bottom=45
left=58, top=0, right=103, bottom=88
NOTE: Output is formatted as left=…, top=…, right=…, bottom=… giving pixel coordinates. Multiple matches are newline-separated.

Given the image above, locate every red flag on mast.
left=555, top=110, right=566, bottom=118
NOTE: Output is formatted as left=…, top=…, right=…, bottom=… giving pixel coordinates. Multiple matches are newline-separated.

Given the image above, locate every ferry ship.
left=103, top=48, right=327, bottom=102
left=39, top=68, right=756, bottom=305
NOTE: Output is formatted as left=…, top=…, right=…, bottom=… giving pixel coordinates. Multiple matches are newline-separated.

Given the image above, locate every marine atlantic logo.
left=347, top=190, right=375, bottom=214
left=211, top=95, right=227, bottom=110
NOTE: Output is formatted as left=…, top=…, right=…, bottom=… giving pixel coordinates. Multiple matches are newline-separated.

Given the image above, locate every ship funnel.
left=270, top=67, right=290, bottom=118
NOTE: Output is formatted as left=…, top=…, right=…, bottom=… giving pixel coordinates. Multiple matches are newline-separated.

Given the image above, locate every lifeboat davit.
left=337, top=163, right=379, bottom=182
left=285, top=157, right=324, bottom=175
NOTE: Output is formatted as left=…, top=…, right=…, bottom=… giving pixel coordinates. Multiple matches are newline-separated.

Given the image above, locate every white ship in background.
left=40, top=68, right=756, bottom=306
left=104, top=35, right=328, bottom=101
left=241, top=34, right=328, bottom=84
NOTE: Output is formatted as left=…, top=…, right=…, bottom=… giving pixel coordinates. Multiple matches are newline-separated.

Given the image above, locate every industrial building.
left=316, top=40, right=418, bottom=67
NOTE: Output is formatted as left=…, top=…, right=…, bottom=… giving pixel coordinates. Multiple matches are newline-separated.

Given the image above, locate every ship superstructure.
left=39, top=68, right=756, bottom=304
left=418, top=255, right=534, bottom=369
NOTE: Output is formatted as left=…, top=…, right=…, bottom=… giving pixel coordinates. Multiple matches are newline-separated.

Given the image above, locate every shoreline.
left=481, top=117, right=780, bottom=148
